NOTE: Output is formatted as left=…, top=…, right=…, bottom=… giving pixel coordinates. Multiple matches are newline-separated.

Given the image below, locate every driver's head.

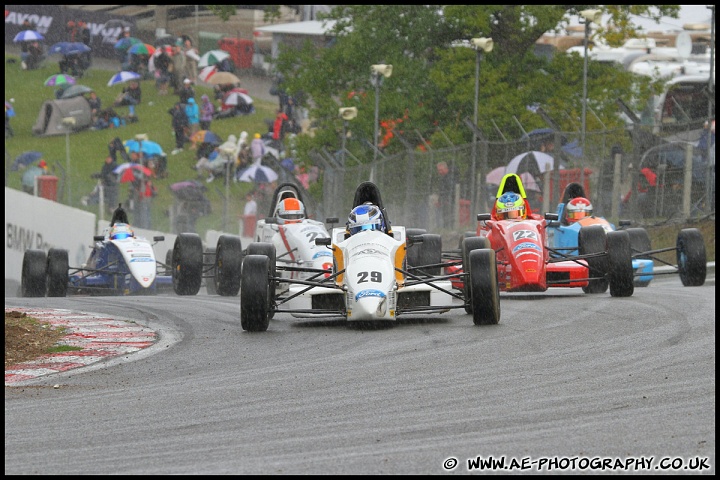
left=109, top=223, right=134, bottom=240
left=276, top=198, right=305, bottom=224
left=495, top=192, right=526, bottom=220
left=566, top=197, right=593, bottom=223
left=347, top=203, right=385, bottom=235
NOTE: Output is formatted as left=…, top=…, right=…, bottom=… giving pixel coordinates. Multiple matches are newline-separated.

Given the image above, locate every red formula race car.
left=446, top=173, right=635, bottom=298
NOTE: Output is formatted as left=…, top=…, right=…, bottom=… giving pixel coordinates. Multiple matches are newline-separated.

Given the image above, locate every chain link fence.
left=309, top=119, right=714, bottom=232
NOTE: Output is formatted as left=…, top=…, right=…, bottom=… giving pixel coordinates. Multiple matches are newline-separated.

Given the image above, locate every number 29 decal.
left=357, top=271, right=382, bottom=283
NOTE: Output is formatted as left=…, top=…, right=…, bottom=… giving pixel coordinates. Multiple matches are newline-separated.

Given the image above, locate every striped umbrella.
left=107, top=71, right=141, bottom=87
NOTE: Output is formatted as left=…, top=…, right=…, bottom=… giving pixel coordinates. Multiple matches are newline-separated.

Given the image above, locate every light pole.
left=370, top=64, right=393, bottom=162
left=339, top=107, right=358, bottom=167
left=580, top=9, right=601, bottom=187
left=470, top=37, right=493, bottom=216
left=219, top=144, right=236, bottom=232
left=61, top=116, right=76, bottom=205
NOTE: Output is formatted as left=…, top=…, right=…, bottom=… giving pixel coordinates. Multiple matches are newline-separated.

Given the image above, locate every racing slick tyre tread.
left=172, top=233, right=203, bottom=295
left=462, top=237, right=491, bottom=314
left=468, top=249, right=501, bottom=325
left=606, top=230, right=634, bottom=297
left=626, top=228, right=652, bottom=287
left=240, top=255, right=272, bottom=332
left=215, top=235, right=243, bottom=296
left=46, top=248, right=69, bottom=297
left=411, top=233, right=442, bottom=276
left=405, top=228, right=427, bottom=271
left=164, top=249, right=174, bottom=277
left=579, top=225, right=609, bottom=294
left=677, top=228, right=706, bottom=287
left=22, top=249, right=47, bottom=297
left=204, top=247, right=218, bottom=295
left=246, top=242, right=277, bottom=319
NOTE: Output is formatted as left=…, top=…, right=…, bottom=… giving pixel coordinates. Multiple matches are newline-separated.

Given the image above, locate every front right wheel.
left=240, top=255, right=272, bottom=332
left=468, top=249, right=500, bottom=325
left=172, top=233, right=203, bottom=295
left=677, top=228, right=706, bottom=286
left=22, top=249, right=47, bottom=297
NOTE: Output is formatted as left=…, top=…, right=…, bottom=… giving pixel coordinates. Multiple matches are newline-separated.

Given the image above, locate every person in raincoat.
left=21, top=160, right=47, bottom=194
left=199, top=94, right=215, bottom=131
left=185, top=97, right=200, bottom=138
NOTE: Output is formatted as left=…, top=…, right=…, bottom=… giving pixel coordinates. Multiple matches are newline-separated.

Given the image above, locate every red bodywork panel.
left=447, top=214, right=589, bottom=292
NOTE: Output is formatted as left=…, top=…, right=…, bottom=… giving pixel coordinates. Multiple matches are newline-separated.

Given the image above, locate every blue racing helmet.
left=495, top=192, right=526, bottom=220
left=347, top=204, right=385, bottom=235
left=109, top=223, right=134, bottom=240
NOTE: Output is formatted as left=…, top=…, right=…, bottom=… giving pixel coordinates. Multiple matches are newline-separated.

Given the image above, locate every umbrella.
left=236, top=159, right=279, bottom=184
left=506, top=151, right=561, bottom=176
left=198, top=65, right=218, bottom=83
left=59, top=84, right=94, bottom=99
left=123, top=139, right=165, bottom=157
left=12, top=151, right=43, bottom=171
left=13, top=30, right=44, bottom=43
left=44, top=74, right=76, bottom=87
left=205, top=71, right=240, bottom=86
left=190, top=130, right=222, bottom=146
left=170, top=180, right=209, bottom=201
left=113, top=163, right=153, bottom=183
left=107, top=71, right=141, bottom=87
left=114, top=36, right=142, bottom=51
left=128, top=43, right=155, bottom=56
left=223, top=91, right=253, bottom=107
left=22, top=166, right=46, bottom=189
left=48, top=42, right=91, bottom=56
left=485, top=167, right=541, bottom=193
left=198, top=49, right=230, bottom=68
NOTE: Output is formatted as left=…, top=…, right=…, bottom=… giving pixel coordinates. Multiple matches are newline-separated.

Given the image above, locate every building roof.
left=254, top=20, right=337, bottom=36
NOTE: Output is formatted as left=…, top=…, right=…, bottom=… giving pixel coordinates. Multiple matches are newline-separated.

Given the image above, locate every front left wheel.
left=172, top=233, right=203, bottom=295
left=606, top=230, right=634, bottom=297
left=46, top=248, right=69, bottom=297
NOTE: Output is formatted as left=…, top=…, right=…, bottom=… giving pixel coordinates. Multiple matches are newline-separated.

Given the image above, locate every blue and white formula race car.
left=21, top=205, right=173, bottom=297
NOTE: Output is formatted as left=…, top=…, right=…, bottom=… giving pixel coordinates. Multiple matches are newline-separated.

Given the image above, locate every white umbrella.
left=506, top=151, right=560, bottom=175
left=107, top=71, right=142, bottom=87
left=198, top=65, right=218, bottom=83
left=13, top=30, right=44, bottom=43
left=224, top=91, right=253, bottom=107
left=236, top=159, right=279, bottom=184
left=198, top=49, right=230, bottom=68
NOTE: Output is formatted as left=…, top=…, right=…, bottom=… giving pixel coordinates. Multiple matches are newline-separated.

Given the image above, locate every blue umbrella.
left=114, top=37, right=142, bottom=51
left=12, top=151, right=43, bottom=171
left=48, top=42, right=91, bottom=56
left=13, top=30, right=44, bottom=43
left=107, top=71, right=141, bottom=87
left=123, top=139, right=165, bottom=157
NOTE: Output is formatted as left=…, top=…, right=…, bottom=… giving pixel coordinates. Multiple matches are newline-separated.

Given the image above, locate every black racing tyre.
left=458, top=231, right=477, bottom=249
left=626, top=227, right=652, bottom=287
left=46, top=248, right=69, bottom=297
left=246, top=242, right=277, bottom=318
left=468, top=249, right=501, bottom=325
left=22, top=249, right=47, bottom=297
left=606, top=231, right=634, bottom=297
left=240, top=255, right=272, bottom=332
left=405, top=228, right=427, bottom=270
left=408, top=233, right=442, bottom=276
left=204, top=246, right=218, bottom=295
left=462, top=236, right=491, bottom=314
left=626, top=228, right=652, bottom=258
left=579, top=225, right=609, bottom=294
left=677, top=228, right=706, bottom=287
left=172, top=233, right=203, bottom=295
left=215, top=235, right=243, bottom=296
left=164, top=249, right=174, bottom=276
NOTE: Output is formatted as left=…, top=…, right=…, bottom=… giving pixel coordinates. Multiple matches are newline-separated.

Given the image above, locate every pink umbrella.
left=486, top=167, right=540, bottom=193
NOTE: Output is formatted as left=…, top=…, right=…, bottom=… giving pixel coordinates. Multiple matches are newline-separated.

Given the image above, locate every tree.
left=220, top=6, right=681, bottom=159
